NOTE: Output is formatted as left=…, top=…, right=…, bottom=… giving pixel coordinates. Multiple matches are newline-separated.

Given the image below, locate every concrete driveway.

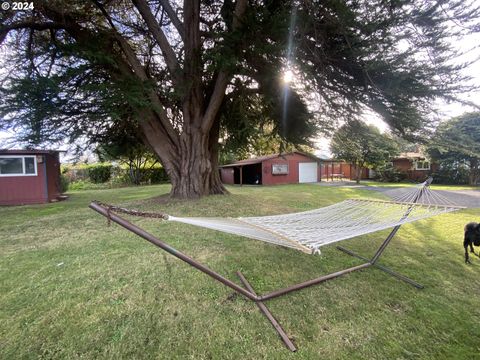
left=315, top=181, right=480, bottom=208
left=376, top=186, right=480, bottom=208
left=369, top=187, right=480, bottom=208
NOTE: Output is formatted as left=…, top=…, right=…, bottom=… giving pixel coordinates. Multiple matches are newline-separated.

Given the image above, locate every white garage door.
left=298, top=162, right=318, bottom=183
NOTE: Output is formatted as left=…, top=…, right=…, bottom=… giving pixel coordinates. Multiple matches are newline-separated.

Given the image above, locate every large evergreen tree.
left=427, top=112, right=480, bottom=185
left=0, top=0, right=478, bottom=198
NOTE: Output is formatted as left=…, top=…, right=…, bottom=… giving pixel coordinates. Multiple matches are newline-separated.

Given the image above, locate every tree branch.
left=132, top=0, right=182, bottom=85
left=201, top=0, right=248, bottom=133
left=32, top=1, right=180, bottom=151
left=183, top=0, right=203, bottom=126
left=0, top=21, right=68, bottom=44
left=113, top=33, right=180, bottom=147
left=86, top=0, right=180, bottom=148
left=158, top=0, right=184, bottom=40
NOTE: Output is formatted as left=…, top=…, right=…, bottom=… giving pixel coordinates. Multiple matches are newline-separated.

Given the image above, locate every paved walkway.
left=373, top=187, right=479, bottom=208
left=316, top=181, right=480, bottom=208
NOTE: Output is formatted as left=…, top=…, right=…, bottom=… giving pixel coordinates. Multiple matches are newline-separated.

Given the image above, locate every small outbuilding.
left=220, top=152, right=322, bottom=185
left=0, top=149, right=63, bottom=205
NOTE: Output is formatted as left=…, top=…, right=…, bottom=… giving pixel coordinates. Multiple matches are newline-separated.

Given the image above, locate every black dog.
left=464, top=222, right=480, bottom=263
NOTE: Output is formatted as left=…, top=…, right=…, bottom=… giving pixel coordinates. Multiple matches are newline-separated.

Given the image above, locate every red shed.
left=0, top=149, right=62, bottom=205
left=220, top=152, right=322, bottom=185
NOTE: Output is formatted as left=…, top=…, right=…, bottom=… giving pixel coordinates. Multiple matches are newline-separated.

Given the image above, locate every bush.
left=87, top=164, right=112, bottom=183
left=62, top=165, right=89, bottom=182
left=121, top=166, right=169, bottom=185
left=431, top=165, right=470, bottom=185
left=59, top=174, right=69, bottom=192
left=146, top=167, right=169, bottom=184
left=62, top=162, right=169, bottom=190
left=374, top=163, right=407, bottom=183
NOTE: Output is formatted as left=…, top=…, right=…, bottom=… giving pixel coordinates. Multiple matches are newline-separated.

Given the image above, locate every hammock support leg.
left=236, top=271, right=297, bottom=352
left=336, top=246, right=424, bottom=289
left=333, top=182, right=430, bottom=289
left=89, top=202, right=259, bottom=302
left=258, top=262, right=372, bottom=301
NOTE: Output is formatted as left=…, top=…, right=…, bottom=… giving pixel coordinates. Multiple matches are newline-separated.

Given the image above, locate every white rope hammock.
left=167, top=182, right=464, bottom=254
left=90, top=179, right=463, bottom=351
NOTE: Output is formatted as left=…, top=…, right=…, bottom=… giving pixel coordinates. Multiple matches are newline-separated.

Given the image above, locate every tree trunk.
left=137, top=105, right=228, bottom=199
left=157, top=131, right=226, bottom=199
left=140, top=124, right=225, bottom=200
left=469, top=158, right=479, bottom=186
left=355, top=165, right=362, bottom=184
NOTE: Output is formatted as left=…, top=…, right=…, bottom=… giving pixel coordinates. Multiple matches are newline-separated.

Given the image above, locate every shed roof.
left=0, top=149, right=64, bottom=155
left=220, top=151, right=320, bottom=168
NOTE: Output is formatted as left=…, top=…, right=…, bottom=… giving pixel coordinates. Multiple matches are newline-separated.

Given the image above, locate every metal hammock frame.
left=89, top=177, right=463, bottom=352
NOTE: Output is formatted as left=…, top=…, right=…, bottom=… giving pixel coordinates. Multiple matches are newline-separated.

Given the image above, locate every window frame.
left=0, top=155, right=38, bottom=177
left=415, top=160, right=431, bottom=171
left=272, top=163, right=289, bottom=175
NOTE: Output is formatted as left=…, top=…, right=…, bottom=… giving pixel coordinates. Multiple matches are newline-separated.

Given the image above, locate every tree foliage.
left=427, top=112, right=480, bottom=185
left=330, top=121, right=399, bottom=182
left=0, top=0, right=479, bottom=197
left=96, top=130, right=159, bottom=185
left=218, top=122, right=314, bottom=164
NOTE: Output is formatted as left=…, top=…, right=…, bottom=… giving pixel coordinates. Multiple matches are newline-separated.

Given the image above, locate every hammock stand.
left=89, top=177, right=458, bottom=352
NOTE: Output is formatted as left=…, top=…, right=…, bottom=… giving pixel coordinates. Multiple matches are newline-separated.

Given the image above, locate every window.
left=415, top=160, right=430, bottom=170
left=0, top=156, right=37, bottom=176
left=272, top=164, right=289, bottom=175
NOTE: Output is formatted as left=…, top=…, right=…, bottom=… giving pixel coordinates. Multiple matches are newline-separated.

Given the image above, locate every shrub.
left=59, top=174, right=69, bottom=192
left=121, top=166, right=169, bottom=185
left=87, top=164, right=112, bottom=183
left=147, top=167, right=169, bottom=184
left=62, top=165, right=89, bottom=182
left=374, top=163, right=407, bottom=183
left=431, top=165, right=470, bottom=185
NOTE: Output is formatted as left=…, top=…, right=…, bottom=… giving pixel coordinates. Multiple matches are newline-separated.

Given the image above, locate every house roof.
left=220, top=151, right=320, bottom=168
left=393, top=152, right=427, bottom=160
left=0, top=149, right=64, bottom=155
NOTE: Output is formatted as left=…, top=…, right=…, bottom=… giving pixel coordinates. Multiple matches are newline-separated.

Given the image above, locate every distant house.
left=220, top=152, right=322, bottom=185
left=391, top=152, right=438, bottom=181
left=0, top=149, right=63, bottom=205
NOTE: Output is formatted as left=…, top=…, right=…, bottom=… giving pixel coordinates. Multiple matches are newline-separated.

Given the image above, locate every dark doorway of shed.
left=233, top=164, right=262, bottom=185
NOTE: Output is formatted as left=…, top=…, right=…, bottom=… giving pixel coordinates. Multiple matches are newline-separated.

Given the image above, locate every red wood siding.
left=342, top=163, right=352, bottom=179
left=392, top=159, right=412, bottom=172
left=350, top=165, right=369, bottom=180
left=0, top=160, right=47, bottom=205
left=320, top=161, right=369, bottom=180
left=392, top=159, right=438, bottom=182
left=45, top=153, right=61, bottom=201
left=321, top=161, right=353, bottom=179
left=262, top=153, right=320, bottom=185
left=220, top=153, right=321, bottom=185
left=0, top=152, right=61, bottom=205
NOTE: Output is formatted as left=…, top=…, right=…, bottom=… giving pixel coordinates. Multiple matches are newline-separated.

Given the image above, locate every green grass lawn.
left=1, top=184, right=479, bottom=359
